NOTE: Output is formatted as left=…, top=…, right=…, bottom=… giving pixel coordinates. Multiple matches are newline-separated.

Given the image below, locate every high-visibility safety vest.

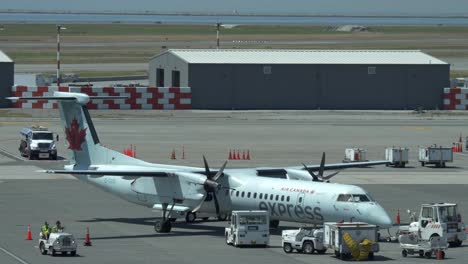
left=41, top=225, right=50, bottom=233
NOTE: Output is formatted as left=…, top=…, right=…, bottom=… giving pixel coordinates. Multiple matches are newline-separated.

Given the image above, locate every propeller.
left=302, top=152, right=341, bottom=182
left=192, top=156, right=228, bottom=217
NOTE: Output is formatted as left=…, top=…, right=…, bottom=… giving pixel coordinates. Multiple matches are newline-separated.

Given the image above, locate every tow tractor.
left=225, top=210, right=269, bottom=247
left=39, top=232, right=77, bottom=256
left=282, top=227, right=327, bottom=254
left=398, top=203, right=466, bottom=247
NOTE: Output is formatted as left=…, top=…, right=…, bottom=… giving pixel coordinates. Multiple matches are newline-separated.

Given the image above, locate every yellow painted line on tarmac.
left=400, top=126, right=431, bottom=131
left=0, top=121, right=50, bottom=126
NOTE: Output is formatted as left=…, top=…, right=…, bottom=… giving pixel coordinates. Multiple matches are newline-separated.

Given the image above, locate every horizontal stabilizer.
left=301, top=160, right=390, bottom=171
left=40, top=170, right=171, bottom=177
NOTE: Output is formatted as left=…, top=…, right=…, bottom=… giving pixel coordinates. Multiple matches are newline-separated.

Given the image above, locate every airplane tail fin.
left=8, top=92, right=148, bottom=168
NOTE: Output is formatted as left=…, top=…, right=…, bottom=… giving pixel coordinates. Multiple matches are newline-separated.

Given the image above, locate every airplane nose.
left=374, top=205, right=393, bottom=229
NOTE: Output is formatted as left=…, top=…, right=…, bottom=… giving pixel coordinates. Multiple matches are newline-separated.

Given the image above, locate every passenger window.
left=259, top=193, right=263, bottom=199
left=299, top=197, right=303, bottom=203
left=247, top=192, right=251, bottom=198
left=287, top=196, right=290, bottom=202
left=253, top=193, right=257, bottom=199
left=275, top=195, right=279, bottom=201
left=270, top=194, right=274, bottom=200
left=265, top=194, right=268, bottom=200
left=281, top=195, right=284, bottom=201
left=236, top=191, right=239, bottom=197
left=241, top=191, right=245, bottom=198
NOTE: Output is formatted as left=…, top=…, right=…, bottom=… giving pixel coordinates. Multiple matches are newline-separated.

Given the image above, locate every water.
left=1, top=12, right=468, bottom=25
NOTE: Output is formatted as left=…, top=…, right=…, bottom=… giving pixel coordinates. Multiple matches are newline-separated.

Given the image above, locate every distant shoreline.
left=1, top=10, right=468, bottom=19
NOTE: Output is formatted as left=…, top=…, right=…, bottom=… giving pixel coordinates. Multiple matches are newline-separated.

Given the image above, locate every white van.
left=225, top=210, right=269, bottom=247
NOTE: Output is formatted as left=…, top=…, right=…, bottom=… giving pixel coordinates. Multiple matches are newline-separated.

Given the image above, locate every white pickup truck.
left=39, top=232, right=77, bottom=256
left=282, top=228, right=327, bottom=254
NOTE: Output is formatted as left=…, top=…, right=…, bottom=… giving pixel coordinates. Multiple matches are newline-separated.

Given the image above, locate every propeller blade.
left=202, top=155, right=211, bottom=179
left=212, top=191, right=220, bottom=216
left=301, top=163, right=319, bottom=182
left=320, top=170, right=340, bottom=181
left=319, top=152, right=325, bottom=177
left=212, top=160, right=228, bottom=182
left=191, top=193, right=207, bottom=213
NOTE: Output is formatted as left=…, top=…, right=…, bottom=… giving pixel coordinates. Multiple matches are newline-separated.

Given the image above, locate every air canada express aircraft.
left=8, top=92, right=392, bottom=233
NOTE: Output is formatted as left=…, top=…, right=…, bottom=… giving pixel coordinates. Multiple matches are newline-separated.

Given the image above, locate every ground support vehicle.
left=418, top=146, right=452, bottom=167
left=282, top=228, right=327, bottom=254
left=38, top=232, right=77, bottom=256
left=225, top=210, right=269, bottom=247
left=385, top=147, right=409, bottom=167
left=19, top=126, right=58, bottom=160
left=343, top=148, right=367, bottom=162
left=323, top=222, right=379, bottom=260
left=399, top=203, right=465, bottom=247
left=399, top=233, right=447, bottom=259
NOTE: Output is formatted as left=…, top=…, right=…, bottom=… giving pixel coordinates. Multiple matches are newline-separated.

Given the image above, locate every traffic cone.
left=242, top=150, right=246, bottom=160
left=232, top=150, right=237, bottom=160
left=396, top=208, right=401, bottom=225
left=236, top=150, right=240, bottom=160
left=246, top=150, right=251, bottom=160
left=437, top=248, right=444, bottom=260
left=84, top=227, right=92, bottom=246
left=170, top=149, right=176, bottom=160
left=228, top=149, right=233, bottom=160
left=182, top=145, right=185, bottom=160
left=26, top=224, right=32, bottom=240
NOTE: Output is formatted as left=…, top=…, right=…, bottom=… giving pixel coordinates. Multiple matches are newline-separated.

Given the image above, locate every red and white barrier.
left=443, top=87, right=468, bottom=110
left=11, top=86, right=191, bottom=110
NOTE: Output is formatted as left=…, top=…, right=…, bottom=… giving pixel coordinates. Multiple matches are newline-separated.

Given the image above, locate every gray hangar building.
left=149, top=49, right=449, bottom=110
left=0, top=50, right=14, bottom=108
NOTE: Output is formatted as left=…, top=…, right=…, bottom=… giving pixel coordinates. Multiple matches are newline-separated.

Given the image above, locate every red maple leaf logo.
left=65, top=118, right=87, bottom=151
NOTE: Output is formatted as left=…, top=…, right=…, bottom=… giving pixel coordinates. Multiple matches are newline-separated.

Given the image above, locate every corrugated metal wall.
left=150, top=54, right=449, bottom=110
left=0, top=62, right=14, bottom=108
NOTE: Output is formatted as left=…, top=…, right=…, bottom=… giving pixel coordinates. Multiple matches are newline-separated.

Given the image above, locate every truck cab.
left=225, top=210, right=269, bottom=247
left=19, top=126, right=58, bottom=160
left=408, top=203, right=466, bottom=247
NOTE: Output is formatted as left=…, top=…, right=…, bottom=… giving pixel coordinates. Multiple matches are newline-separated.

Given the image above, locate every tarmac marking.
left=0, top=147, right=26, bottom=162
left=0, top=245, right=30, bottom=264
left=0, top=121, right=50, bottom=126
left=400, top=126, right=430, bottom=131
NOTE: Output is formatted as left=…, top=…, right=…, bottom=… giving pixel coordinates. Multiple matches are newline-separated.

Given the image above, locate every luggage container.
left=323, top=222, right=379, bottom=260
left=343, top=148, right=367, bottom=162
left=385, top=147, right=409, bottom=168
left=418, top=146, right=452, bottom=167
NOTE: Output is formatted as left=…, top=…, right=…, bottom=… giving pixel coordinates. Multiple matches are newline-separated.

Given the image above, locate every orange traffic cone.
left=242, top=150, right=246, bottom=160
left=437, top=248, right=444, bottom=260
left=246, top=150, right=251, bottom=160
left=396, top=208, right=401, bottom=225
left=84, top=227, right=92, bottom=246
left=228, top=149, right=233, bottom=160
left=170, top=149, right=176, bottom=160
left=236, top=150, right=240, bottom=160
left=232, top=150, right=237, bottom=160
left=26, top=224, right=32, bottom=240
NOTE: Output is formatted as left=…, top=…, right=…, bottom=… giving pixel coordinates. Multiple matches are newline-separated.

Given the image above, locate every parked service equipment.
left=19, top=126, right=58, bottom=160
left=225, top=210, right=269, bottom=247
left=398, top=203, right=466, bottom=247
left=323, top=222, right=379, bottom=260
left=385, top=147, right=409, bottom=167
left=400, top=233, right=447, bottom=259
left=343, top=148, right=367, bottom=162
left=39, top=232, right=77, bottom=256
left=282, top=228, right=327, bottom=254
left=418, top=146, right=452, bottom=167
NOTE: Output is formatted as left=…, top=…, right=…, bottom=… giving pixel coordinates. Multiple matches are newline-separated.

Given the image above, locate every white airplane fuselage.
left=73, top=165, right=392, bottom=228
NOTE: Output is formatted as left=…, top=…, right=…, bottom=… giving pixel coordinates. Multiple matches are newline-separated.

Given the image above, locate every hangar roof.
left=162, top=49, right=447, bottom=65
left=0, top=50, right=13, bottom=63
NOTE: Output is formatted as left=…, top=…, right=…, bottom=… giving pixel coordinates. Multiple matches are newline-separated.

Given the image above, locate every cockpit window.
left=337, top=194, right=372, bottom=202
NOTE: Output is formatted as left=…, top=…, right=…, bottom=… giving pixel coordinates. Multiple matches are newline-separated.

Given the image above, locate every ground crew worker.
left=41, top=221, right=50, bottom=239
left=52, top=220, right=64, bottom=233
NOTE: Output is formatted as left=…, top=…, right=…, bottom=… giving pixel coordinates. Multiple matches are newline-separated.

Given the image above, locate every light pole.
left=216, top=22, right=221, bottom=49
left=56, top=25, right=66, bottom=87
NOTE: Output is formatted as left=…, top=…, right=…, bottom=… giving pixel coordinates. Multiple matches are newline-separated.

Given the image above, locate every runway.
left=0, top=110, right=467, bottom=263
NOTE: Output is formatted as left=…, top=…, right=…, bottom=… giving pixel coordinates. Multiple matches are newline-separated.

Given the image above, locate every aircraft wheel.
left=185, top=212, right=196, bottom=223
left=154, top=219, right=171, bottom=233
left=269, top=220, right=280, bottom=229
left=217, top=213, right=228, bottom=221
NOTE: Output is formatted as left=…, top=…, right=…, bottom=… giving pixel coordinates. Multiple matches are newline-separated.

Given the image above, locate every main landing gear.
left=154, top=203, right=175, bottom=233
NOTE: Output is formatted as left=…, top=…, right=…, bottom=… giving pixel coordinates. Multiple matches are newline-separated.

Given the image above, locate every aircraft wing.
left=293, top=160, right=390, bottom=171
left=42, top=170, right=171, bottom=177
